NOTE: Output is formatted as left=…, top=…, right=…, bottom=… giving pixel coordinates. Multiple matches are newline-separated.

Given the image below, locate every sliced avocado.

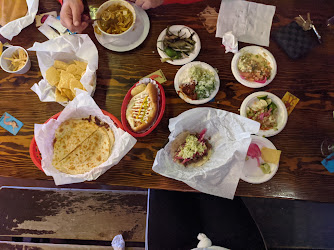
left=257, top=95, right=268, bottom=100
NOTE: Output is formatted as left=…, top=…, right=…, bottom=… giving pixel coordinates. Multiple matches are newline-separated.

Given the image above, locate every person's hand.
left=135, top=0, right=164, bottom=10
left=60, top=0, right=89, bottom=33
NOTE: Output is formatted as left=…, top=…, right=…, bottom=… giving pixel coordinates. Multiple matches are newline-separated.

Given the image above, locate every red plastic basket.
left=29, top=110, right=123, bottom=171
left=121, top=79, right=166, bottom=137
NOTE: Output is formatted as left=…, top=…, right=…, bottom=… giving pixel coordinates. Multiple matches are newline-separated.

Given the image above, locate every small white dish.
left=231, top=46, right=277, bottom=88
left=94, top=3, right=149, bottom=52
left=96, top=0, right=136, bottom=37
left=174, top=61, right=220, bottom=105
left=157, top=25, right=201, bottom=66
left=241, top=135, right=279, bottom=184
left=240, top=91, right=288, bottom=137
left=0, top=46, right=31, bottom=74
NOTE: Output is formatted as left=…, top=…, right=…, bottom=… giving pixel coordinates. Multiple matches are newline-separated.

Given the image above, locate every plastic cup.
left=0, top=46, right=31, bottom=74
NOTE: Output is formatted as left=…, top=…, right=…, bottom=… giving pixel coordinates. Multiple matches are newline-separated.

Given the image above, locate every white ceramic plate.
left=241, top=135, right=279, bottom=184
left=174, top=61, right=220, bottom=105
left=94, top=4, right=150, bottom=52
left=240, top=91, right=288, bottom=137
left=231, top=46, right=277, bottom=88
left=157, top=25, right=201, bottom=65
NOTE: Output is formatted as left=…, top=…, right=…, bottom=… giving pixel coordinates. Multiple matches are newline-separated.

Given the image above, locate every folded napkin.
left=216, top=0, right=276, bottom=47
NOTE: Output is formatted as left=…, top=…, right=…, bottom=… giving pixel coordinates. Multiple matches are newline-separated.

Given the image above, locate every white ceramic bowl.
left=241, top=135, right=279, bottom=184
left=157, top=25, right=201, bottom=66
left=0, top=46, right=31, bottom=74
left=231, top=46, right=277, bottom=88
left=96, top=0, right=136, bottom=37
left=240, top=91, right=288, bottom=137
left=174, top=61, right=220, bottom=105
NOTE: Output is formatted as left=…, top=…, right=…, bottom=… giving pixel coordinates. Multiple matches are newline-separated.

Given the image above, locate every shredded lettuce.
left=188, top=65, right=216, bottom=99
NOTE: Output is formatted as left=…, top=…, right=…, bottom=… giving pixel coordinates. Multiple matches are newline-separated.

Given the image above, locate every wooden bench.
left=0, top=186, right=147, bottom=249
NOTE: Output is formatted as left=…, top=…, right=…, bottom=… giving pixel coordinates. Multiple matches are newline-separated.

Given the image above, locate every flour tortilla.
left=170, top=131, right=212, bottom=167
left=0, top=0, right=28, bottom=26
left=53, top=126, right=114, bottom=175
left=53, top=119, right=99, bottom=163
left=52, top=117, right=115, bottom=175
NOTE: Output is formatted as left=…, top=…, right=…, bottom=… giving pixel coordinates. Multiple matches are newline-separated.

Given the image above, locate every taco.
left=170, top=128, right=212, bottom=167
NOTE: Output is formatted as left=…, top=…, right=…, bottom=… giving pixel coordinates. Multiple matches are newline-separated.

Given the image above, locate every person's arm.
left=163, top=0, right=203, bottom=5
left=58, top=0, right=89, bottom=33
left=136, top=0, right=203, bottom=10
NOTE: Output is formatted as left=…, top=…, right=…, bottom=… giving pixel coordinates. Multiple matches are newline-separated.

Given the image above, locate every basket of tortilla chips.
left=29, top=34, right=98, bottom=106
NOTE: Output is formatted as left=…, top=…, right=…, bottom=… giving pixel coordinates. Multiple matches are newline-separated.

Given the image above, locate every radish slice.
left=247, top=143, right=262, bottom=167
left=255, top=77, right=267, bottom=84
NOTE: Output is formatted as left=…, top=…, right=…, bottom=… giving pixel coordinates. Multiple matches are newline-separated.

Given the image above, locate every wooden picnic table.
left=0, top=0, right=333, bottom=203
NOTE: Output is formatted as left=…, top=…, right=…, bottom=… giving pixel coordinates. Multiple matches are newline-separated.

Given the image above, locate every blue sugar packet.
left=0, top=112, right=24, bottom=135
left=321, top=153, right=334, bottom=173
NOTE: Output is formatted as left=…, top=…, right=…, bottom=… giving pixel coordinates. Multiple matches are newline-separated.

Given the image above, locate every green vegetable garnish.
left=260, top=163, right=271, bottom=174
left=164, top=47, right=181, bottom=59
left=268, top=102, right=277, bottom=111
left=257, top=95, right=268, bottom=100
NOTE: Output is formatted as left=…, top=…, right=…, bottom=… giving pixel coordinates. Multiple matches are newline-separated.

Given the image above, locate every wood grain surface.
left=0, top=187, right=147, bottom=242
left=0, top=0, right=333, bottom=202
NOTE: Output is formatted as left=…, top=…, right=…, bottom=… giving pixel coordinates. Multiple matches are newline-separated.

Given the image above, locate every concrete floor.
left=242, top=197, right=334, bottom=249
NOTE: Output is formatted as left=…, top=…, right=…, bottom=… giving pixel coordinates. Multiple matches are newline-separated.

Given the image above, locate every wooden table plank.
left=0, top=0, right=333, bottom=202
left=0, top=187, right=147, bottom=242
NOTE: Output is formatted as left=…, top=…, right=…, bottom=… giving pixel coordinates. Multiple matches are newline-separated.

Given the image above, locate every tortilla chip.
left=74, top=60, right=87, bottom=70
left=61, top=88, right=74, bottom=100
left=261, top=147, right=281, bottom=165
left=55, top=89, right=68, bottom=102
left=46, top=66, right=60, bottom=86
left=66, top=64, right=80, bottom=75
left=54, top=60, right=69, bottom=70
left=58, top=71, right=75, bottom=88
left=70, top=78, right=85, bottom=94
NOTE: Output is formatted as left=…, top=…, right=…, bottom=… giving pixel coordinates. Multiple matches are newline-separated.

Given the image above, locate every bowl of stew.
left=96, top=0, right=136, bottom=37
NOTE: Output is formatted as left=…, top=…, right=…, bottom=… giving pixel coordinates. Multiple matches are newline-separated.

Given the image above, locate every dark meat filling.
left=180, top=80, right=197, bottom=100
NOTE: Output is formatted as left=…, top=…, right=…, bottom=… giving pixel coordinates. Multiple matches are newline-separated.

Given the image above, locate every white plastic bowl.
left=174, top=61, right=220, bottom=105
left=231, top=46, right=277, bottom=88
left=0, top=46, right=31, bottom=74
left=240, top=91, right=288, bottom=137
left=96, top=0, right=136, bottom=37
left=241, top=135, right=279, bottom=184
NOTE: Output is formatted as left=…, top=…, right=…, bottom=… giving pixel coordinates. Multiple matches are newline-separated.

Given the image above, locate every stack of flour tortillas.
left=52, top=116, right=115, bottom=175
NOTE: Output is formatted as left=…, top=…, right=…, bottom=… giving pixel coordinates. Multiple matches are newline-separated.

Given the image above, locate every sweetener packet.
left=0, top=112, right=24, bottom=135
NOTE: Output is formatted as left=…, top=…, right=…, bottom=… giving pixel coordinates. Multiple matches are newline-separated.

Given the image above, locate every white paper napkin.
left=152, top=108, right=260, bottom=199
left=34, top=92, right=137, bottom=185
left=222, top=31, right=238, bottom=53
left=29, top=34, right=98, bottom=106
left=0, top=0, right=39, bottom=40
left=216, top=0, right=276, bottom=47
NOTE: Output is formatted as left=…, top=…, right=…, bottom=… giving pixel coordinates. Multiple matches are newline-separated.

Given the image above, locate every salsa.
left=237, top=52, right=272, bottom=83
